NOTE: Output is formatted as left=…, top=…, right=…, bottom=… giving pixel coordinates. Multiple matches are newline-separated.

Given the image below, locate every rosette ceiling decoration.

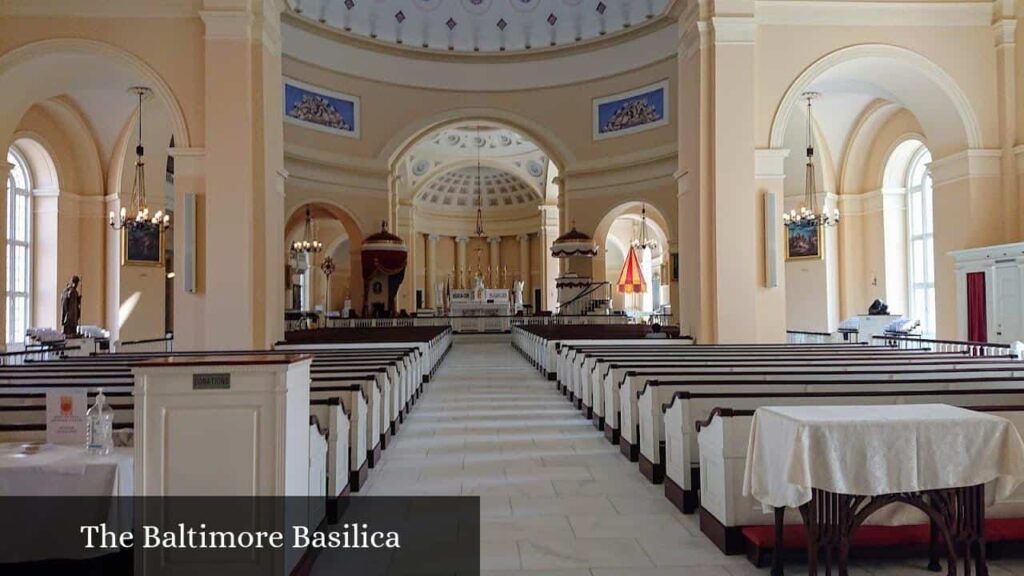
left=292, top=0, right=670, bottom=53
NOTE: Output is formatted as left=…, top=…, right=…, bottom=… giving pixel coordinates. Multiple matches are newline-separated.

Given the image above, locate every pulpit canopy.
left=550, top=225, right=598, bottom=258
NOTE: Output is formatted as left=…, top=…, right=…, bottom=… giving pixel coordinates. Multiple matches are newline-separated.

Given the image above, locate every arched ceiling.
left=420, top=125, right=539, bottom=158
left=291, top=0, right=669, bottom=54
left=415, top=165, right=540, bottom=208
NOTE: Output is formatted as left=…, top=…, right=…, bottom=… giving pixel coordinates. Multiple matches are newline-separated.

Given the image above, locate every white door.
left=992, top=264, right=1023, bottom=343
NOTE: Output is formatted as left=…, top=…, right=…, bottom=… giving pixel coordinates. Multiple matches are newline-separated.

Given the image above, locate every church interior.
left=4, top=0, right=1024, bottom=575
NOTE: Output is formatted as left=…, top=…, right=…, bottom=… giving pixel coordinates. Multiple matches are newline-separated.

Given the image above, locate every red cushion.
left=744, top=518, right=1024, bottom=551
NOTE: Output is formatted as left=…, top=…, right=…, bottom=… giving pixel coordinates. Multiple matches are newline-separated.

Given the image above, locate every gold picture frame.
left=785, top=222, right=823, bottom=261
left=121, top=225, right=165, bottom=267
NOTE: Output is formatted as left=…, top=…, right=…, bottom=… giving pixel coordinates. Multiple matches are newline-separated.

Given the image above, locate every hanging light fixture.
left=474, top=126, right=486, bottom=238
left=291, top=207, right=323, bottom=255
left=631, top=204, right=657, bottom=251
left=109, top=86, right=171, bottom=231
left=783, top=92, right=839, bottom=229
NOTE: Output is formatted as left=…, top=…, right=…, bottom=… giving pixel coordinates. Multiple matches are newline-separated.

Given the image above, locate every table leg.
left=772, top=507, right=785, bottom=576
left=928, top=518, right=942, bottom=572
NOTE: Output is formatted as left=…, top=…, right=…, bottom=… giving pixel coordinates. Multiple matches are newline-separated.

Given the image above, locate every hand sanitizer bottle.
left=86, top=389, right=114, bottom=455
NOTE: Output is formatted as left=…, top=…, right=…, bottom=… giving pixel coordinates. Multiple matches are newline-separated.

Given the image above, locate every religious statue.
left=60, top=275, right=82, bottom=336
left=513, top=280, right=525, bottom=310
left=472, top=272, right=486, bottom=301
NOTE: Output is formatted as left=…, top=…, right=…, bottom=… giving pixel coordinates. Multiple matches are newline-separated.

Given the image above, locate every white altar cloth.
left=0, top=444, right=134, bottom=563
left=0, top=443, right=133, bottom=496
left=742, top=404, right=1024, bottom=511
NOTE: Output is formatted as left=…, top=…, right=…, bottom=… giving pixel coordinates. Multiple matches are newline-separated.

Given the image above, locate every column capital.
left=487, top=236, right=502, bottom=244
left=427, top=233, right=441, bottom=242
left=755, top=148, right=791, bottom=179
left=516, top=233, right=531, bottom=242
left=1014, top=145, right=1024, bottom=175
left=199, top=10, right=255, bottom=40
left=710, top=16, right=755, bottom=45
left=455, top=235, right=470, bottom=244
left=993, top=19, right=1017, bottom=48
left=928, top=149, right=1002, bottom=187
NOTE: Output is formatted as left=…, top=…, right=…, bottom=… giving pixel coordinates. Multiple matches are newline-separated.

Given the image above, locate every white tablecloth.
left=0, top=443, right=133, bottom=497
left=742, top=404, right=1024, bottom=511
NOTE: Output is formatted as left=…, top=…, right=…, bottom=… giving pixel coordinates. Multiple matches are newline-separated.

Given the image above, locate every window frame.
left=6, top=147, right=33, bottom=345
left=904, top=144, right=935, bottom=337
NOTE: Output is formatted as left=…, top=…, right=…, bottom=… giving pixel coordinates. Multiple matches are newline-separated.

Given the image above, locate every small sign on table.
left=45, top=391, right=87, bottom=445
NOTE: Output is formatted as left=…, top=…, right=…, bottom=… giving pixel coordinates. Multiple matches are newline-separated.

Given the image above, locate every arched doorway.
left=285, top=201, right=364, bottom=319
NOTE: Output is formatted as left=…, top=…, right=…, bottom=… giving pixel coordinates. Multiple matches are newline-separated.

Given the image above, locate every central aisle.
left=361, top=335, right=750, bottom=576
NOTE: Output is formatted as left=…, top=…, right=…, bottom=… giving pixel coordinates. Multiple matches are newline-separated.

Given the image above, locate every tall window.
left=5, top=148, right=31, bottom=344
left=906, top=146, right=935, bottom=336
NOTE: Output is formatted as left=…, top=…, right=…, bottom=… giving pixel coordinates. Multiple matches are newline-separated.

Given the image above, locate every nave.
left=338, top=337, right=1024, bottom=576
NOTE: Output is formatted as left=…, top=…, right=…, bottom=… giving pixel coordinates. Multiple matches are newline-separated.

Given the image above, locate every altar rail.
left=872, top=334, right=1013, bottom=356
left=115, top=334, right=174, bottom=353
left=314, top=314, right=635, bottom=332
left=785, top=330, right=846, bottom=344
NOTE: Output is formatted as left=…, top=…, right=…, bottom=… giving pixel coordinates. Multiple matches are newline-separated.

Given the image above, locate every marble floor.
left=359, top=336, right=1024, bottom=576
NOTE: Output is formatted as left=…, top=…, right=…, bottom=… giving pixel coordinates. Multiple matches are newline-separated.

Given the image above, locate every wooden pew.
left=634, top=359, right=1024, bottom=480
left=577, top=348, right=954, bottom=425
left=600, top=349, right=974, bottom=450
left=660, top=374, right=1024, bottom=514
left=693, top=402, right=1024, bottom=560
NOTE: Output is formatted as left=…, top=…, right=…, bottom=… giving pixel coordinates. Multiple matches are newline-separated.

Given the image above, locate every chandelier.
left=782, top=92, right=839, bottom=229
left=474, top=126, right=485, bottom=237
left=632, top=204, right=657, bottom=250
left=291, top=207, right=323, bottom=255
left=109, top=87, right=171, bottom=231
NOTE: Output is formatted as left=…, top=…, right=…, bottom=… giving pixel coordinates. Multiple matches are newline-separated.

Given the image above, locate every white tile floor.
left=358, top=336, right=1024, bottom=576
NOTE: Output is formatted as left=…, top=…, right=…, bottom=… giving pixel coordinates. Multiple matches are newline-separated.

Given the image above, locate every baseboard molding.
left=619, top=438, right=638, bottom=461
left=350, top=460, right=369, bottom=492
left=604, top=425, right=619, bottom=444
left=700, top=507, right=745, bottom=555
left=639, top=452, right=665, bottom=484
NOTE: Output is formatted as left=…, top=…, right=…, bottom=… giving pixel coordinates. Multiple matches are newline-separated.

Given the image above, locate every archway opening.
left=393, top=120, right=560, bottom=315
left=285, top=202, right=364, bottom=321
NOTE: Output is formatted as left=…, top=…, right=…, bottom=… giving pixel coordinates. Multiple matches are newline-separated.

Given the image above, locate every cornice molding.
left=563, top=144, right=678, bottom=179
left=755, top=148, right=791, bottom=178
left=756, top=1, right=992, bottom=27
left=711, top=16, right=755, bottom=45
left=929, top=149, right=1002, bottom=186
left=282, top=7, right=674, bottom=63
left=993, top=19, right=1017, bottom=47
left=0, top=0, right=200, bottom=18
left=200, top=10, right=254, bottom=41
left=282, top=18, right=677, bottom=92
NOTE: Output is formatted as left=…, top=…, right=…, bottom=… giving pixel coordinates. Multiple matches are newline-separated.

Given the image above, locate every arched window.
left=906, top=145, right=935, bottom=336
left=5, top=148, right=32, bottom=344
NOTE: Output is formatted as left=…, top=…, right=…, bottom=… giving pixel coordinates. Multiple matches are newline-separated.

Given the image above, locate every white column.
left=425, top=233, right=439, bottom=308
left=993, top=15, right=1019, bottom=239
left=455, top=236, right=469, bottom=290
left=488, top=236, right=502, bottom=286
left=517, top=233, right=531, bottom=305
left=539, top=205, right=560, bottom=311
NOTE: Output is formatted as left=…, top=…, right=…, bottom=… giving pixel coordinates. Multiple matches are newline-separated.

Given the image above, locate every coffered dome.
left=415, top=166, right=540, bottom=209
left=291, top=0, right=670, bottom=54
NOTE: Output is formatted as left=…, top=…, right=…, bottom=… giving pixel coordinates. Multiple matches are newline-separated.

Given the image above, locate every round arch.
left=410, top=158, right=545, bottom=204
left=286, top=200, right=366, bottom=313
left=592, top=200, right=671, bottom=284
left=10, top=133, right=60, bottom=192
left=382, top=108, right=576, bottom=172
left=0, top=39, right=192, bottom=150
left=769, top=44, right=982, bottom=157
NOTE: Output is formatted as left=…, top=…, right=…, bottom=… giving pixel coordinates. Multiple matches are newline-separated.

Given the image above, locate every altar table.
left=742, top=405, right=1024, bottom=576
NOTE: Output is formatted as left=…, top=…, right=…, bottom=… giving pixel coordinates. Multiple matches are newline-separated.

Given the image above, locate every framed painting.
left=283, top=78, right=360, bottom=138
left=593, top=80, right=669, bottom=140
left=122, top=225, right=165, bottom=266
left=785, top=222, right=823, bottom=261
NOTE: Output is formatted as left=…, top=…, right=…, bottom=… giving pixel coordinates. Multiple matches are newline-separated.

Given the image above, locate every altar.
left=449, top=288, right=512, bottom=333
